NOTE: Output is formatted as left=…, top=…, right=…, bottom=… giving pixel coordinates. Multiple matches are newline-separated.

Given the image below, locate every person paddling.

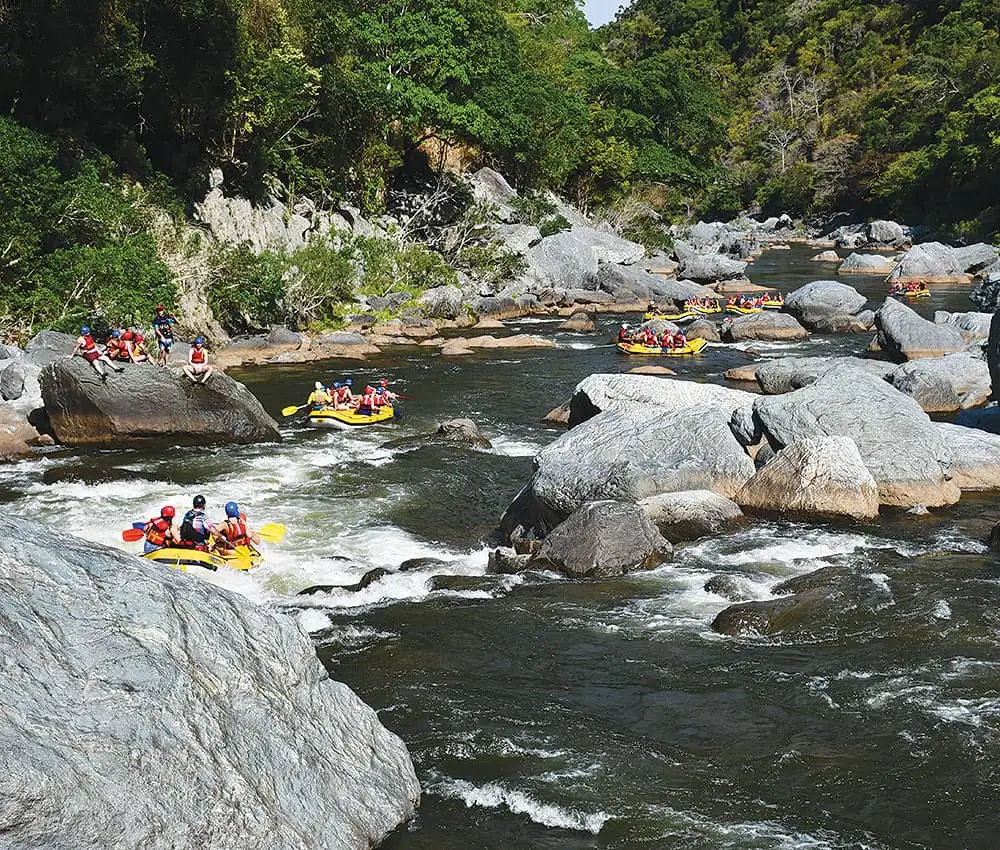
left=216, top=501, right=260, bottom=555
left=70, top=325, right=124, bottom=380
left=307, top=381, right=332, bottom=410
left=143, top=505, right=180, bottom=553
left=179, top=494, right=217, bottom=551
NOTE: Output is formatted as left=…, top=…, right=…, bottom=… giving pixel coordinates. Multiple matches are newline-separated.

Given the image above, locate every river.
left=2, top=245, right=999, bottom=849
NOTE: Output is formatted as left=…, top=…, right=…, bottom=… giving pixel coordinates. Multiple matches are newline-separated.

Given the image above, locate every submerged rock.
left=559, top=311, right=596, bottom=333
left=528, top=500, right=672, bottom=578
left=40, top=358, right=281, bottom=446
left=735, top=436, right=879, bottom=520
left=0, top=510, right=419, bottom=849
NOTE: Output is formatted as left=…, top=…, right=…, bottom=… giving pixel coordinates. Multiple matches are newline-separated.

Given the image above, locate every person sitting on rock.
left=126, top=329, right=150, bottom=363
left=215, top=501, right=260, bottom=555
left=307, top=381, right=332, bottom=411
left=153, top=305, right=177, bottom=367
left=179, top=494, right=218, bottom=551
left=70, top=325, right=124, bottom=380
left=104, top=329, right=128, bottom=361
left=183, top=337, right=213, bottom=384
left=143, top=505, right=180, bottom=553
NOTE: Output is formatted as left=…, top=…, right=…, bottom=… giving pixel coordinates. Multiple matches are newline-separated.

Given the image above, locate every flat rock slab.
left=41, top=359, right=281, bottom=446
left=0, top=510, right=419, bottom=850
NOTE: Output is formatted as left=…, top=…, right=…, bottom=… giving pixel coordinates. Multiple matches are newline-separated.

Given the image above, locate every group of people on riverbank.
left=618, top=323, right=688, bottom=350
left=142, top=496, right=259, bottom=555
left=306, top=378, right=397, bottom=413
left=70, top=304, right=213, bottom=384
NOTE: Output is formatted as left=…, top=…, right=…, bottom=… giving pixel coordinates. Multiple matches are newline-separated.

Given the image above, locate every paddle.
left=258, top=522, right=286, bottom=542
left=122, top=527, right=145, bottom=542
left=281, top=403, right=308, bottom=416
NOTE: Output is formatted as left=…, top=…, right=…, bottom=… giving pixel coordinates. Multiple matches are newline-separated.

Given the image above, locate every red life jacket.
left=191, top=346, right=206, bottom=364
left=222, top=517, right=249, bottom=546
left=335, top=387, right=349, bottom=402
left=360, top=388, right=376, bottom=407
left=144, top=516, right=171, bottom=547
left=82, top=334, right=98, bottom=353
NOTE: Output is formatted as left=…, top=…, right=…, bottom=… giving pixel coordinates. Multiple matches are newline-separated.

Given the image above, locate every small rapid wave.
left=427, top=776, right=611, bottom=834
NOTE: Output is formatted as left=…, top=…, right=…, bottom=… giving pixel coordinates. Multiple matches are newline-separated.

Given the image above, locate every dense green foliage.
left=1, top=0, right=998, bottom=343
left=0, top=118, right=173, bottom=341
left=605, top=0, right=1000, bottom=235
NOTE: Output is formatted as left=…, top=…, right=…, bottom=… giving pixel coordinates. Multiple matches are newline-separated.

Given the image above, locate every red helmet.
left=155, top=304, right=165, bottom=311
left=379, top=379, right=388, bottom=386
left=161, top=505, right=176, bottom=518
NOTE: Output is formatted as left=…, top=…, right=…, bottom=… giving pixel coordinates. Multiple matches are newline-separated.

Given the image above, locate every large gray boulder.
left=934, top=311, right=992, bottom=342
left=0, top=510, right=419, bottom=849
left=418, top=284, right=464, bottom=319
left=782, top=280, right=867, bottom=331
left=521, top=231, right=600, bottom=289
left=866, top=220, right=907, bottom=247
left=568, top=373, right=754, bottom=427
left=751, top=369, right=961, bottom=507
left=493, top=223, right=541, bottom=254
left=735, top=436, right=879, bottom=520
left=874, top=297, right=967, bottom=360
left=24, top=330, right=77, bottom=366
left=953, top=243, right=1000, bottom=276
left=971, top=272, right=1000, bottom=312
left=887, top=353, right=991, bottom=412
left=573, top=225, right=644, bottom=265
left=934, top=422, right=1000, bottom=490
left=677, top=253, right=747, bottom=283
left=40, top=359, right=281, bottom=446
left=529, top=500, right=672, bottom=578
left=586, top=264, right=712, bottom=303
left=0, top=361, right=26, bottom=401
left=754, top=357, right=895, bottom=395
left=721, top=312, right=809, bottom=342
left=887, top=242, right=971, bottom=283
left=639, top=490, right=744, bottom=542
left=500, top=406, right=755, bottom=540
left=838, top=253, right=896, bottom=275
left=469, top=166, right=517, bottom=220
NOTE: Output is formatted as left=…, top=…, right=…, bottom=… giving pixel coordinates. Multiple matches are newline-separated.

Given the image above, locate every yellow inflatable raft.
left=686, top=302, right=723, bottom=314
left=891, top=287, right=931, bottom=298
left=643, top=310, right=697, bottom=322
left=616, top=338, right=708, bottom=356
left=307, top=405, right=395, bottom=429
left=142, top=545, right=263, bottom=572
left=726, top=304, right=764, bottom=315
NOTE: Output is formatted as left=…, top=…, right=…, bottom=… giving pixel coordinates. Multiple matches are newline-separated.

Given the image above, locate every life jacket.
left=618, top=329, right=628, bottom=341
left=360, top=387, right=376, bottom=408
left=180, top=509, right=210, bottom=545
left=335, top=387, right=350, bottom=403
left=82, top=334, right=98, bottom=353
left=221, top=517, right=249, bottom=547
left=144, top=516, right=171, bottom=547
left=121, top=330, right=134, bottom=342
left=190, top=346, right=206, bottom=364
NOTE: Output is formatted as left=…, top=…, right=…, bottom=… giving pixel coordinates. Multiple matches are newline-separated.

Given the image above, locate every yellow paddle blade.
left=258, top=523, right=286, bottom=542
left=281, top=405, right=302, bottom=416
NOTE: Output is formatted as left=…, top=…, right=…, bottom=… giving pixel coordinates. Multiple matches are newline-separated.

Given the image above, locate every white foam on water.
left=559, top=341, right=602, bottom=350
left=297, top=608, right=333, bottom=633
left=429, top=777, right=611, bottom=834
left=931, top=599, right=952, bottom=620
left=490, top=435, right=542, bottom=457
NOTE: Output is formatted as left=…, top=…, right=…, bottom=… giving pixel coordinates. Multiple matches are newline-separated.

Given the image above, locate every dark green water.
left=3, top=245, right=999, bottom=848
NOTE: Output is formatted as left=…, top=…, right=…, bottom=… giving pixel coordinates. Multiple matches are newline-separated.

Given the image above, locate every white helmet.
left=314, top=381, right=323, bottom=389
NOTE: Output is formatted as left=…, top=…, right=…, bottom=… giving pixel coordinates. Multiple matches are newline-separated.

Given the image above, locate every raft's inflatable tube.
left=616, top=338, right=708, bottom=356
left=141, top=545, right=262, bottom=572
left=307, top=406, right=395, bottom=429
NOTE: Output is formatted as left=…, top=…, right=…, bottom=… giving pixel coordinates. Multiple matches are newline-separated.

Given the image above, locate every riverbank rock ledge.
left=528, top=500, right=672, bottom=577
left=0, top=510, right=419, bottom=849
left=40, top=359, right=281, bottom=445
left=736, top=436, right=879, bottom=520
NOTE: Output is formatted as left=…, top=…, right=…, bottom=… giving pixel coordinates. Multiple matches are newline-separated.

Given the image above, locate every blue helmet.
left=344, top=378, right=352, bottom=386
left=225, top=501, right=240, bottom=518
left=80, top=326, right=91, bottom=335
left=333, top=382, right=341, bottom=388
left=111, top=330, right=121, bottom=338
left=194, top=336, right=204, bottom=345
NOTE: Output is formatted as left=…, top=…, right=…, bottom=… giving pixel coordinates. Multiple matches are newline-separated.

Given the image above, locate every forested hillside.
left=1, top=0, right=998, bottom=338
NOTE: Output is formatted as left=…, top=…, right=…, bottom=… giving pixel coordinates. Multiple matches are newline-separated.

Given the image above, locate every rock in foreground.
left=0, top=511, right=419, bottom=849
left=40, top=359, right=281, bottom=445
left=874, top=297, right=967, bottom=361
